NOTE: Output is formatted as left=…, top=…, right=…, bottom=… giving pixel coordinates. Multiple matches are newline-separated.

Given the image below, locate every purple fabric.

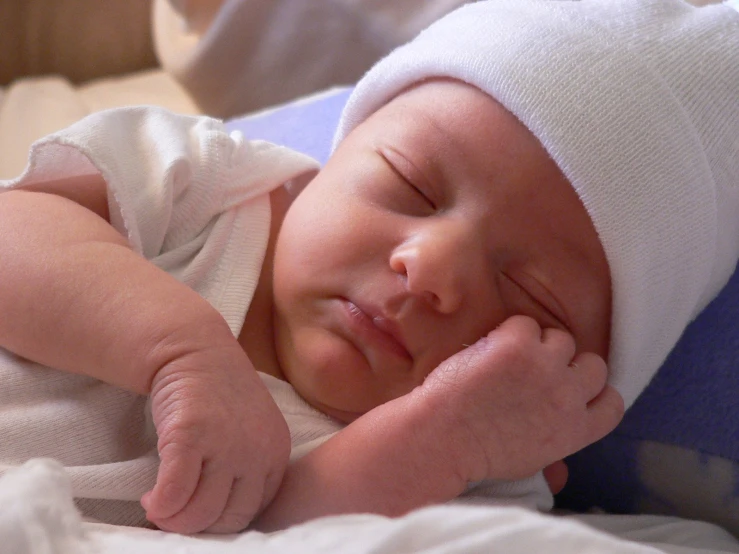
left=226, top=88, right=351, bottom=166
left=560, top=266, right=739, bottom=517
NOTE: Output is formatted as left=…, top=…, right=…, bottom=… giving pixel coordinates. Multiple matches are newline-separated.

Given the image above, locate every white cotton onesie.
left=0, top=106, right=334, bottom=526
left=0, top=106, right=550, bottom=528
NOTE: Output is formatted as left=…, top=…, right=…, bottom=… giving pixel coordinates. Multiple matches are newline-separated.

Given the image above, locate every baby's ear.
left=543, top=460, right=568, bottom=495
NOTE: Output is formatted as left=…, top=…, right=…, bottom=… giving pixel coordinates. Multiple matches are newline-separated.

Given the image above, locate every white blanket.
left=3, top=460, right=738, bottom=554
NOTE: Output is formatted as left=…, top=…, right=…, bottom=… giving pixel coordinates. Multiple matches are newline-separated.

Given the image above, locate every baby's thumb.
left=425, top=317, right=543, bottom=388
left=422, top=335, right=496, bottom=393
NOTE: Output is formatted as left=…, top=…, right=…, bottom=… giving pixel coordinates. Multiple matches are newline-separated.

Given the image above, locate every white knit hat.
left=334, top=0, right=739, bottom=409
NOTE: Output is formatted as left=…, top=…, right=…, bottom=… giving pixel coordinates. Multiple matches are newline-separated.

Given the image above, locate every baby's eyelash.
left=377, top=146, right=438, bottom=211
left=501, top=272, right=568, bottom=329
left=403, top=180, right=436, bottom=210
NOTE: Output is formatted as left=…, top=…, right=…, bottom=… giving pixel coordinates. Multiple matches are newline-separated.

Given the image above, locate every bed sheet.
left=3, top=459, right=739, bottom=554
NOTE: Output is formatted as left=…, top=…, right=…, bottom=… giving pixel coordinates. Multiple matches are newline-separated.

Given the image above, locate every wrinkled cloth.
left=0, top=106, right=318, bottom=526
left=3, top=459, right=739, bottom=554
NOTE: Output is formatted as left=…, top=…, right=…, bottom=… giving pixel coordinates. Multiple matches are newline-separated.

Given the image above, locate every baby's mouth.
left=340, top=298, right=412, bottom=362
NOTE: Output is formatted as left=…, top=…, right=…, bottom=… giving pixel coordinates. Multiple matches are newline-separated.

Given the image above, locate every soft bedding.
left=2, top=87, right=738, bottom=553
left=3, top=459, right=739, bottom=554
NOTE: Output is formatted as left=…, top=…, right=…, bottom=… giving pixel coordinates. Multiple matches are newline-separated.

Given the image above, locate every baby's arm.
left=0, top=177, right=290, bottom=533
left=0, top=176, right=220, bottom=391
left=253, top=315, right=624, bottom=531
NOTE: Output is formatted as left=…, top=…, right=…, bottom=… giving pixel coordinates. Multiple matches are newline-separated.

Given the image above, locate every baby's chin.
left=291, top=376, right=378, bottom=424
left=319, top=406, right=364, bottom=424
left=301, top=395, right=364, bottom=424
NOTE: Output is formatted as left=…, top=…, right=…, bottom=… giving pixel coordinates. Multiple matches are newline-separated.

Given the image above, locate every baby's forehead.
left=367, top=80, right=560, bottom=183
left=366, top=81, right=509, bottom=154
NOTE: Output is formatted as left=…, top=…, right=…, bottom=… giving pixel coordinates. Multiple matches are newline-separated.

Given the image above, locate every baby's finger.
left=205, top=475, right=262, bottom=533
left=150, top=464, right=234, bottom=534
left=206, top=461, right=286, bottom=533
left=259, top=460, right=287, bottom=514
left=143, top=443, right=202, bottom=520
left=542, top=460, right=569, bottom=495
left=540, top=326, right=577, bottom=360
left=585, top=384, right=625, bottom=444
left=495, top=314, right=543, bottom=340
left=570, top=351, right=608, bottom=402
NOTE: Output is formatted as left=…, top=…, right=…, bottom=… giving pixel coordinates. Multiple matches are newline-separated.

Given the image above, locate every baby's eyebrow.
left=386, top=101, right=462, bottom=187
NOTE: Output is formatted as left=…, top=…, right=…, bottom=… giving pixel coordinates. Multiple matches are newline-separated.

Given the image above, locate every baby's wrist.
left=406, top=385, right=489, bottom=485
left=388, top=388, right=478, bottom=492
left=145, top=316, right=239, bottom=395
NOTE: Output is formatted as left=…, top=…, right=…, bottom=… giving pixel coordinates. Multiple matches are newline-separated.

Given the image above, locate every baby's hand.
left=141, top=343, right=291, bottom=534
left=416, top=315, right=623, bottom=484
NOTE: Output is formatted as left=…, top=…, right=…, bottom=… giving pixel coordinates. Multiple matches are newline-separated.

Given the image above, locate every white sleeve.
left=1, top=106, right=319, bottom=333
left=258, top=373, right=345, bottom=461
left=2, top=106, right=315, bottom=255
left=153, top=0, right=472, bottom=117
left=456, top=473, right=554, bottom=512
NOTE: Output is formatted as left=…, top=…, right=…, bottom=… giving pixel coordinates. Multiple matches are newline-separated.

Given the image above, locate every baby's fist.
left=418, top=315, right=623, bottom=484
left=143, top=344, right=290, bottom=534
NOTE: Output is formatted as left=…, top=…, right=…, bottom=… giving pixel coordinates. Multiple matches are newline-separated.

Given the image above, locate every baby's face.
left=271, top=80, right=611, bottom=423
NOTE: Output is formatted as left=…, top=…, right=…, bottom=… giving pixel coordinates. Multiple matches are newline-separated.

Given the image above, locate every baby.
left=1, top=0, right=738, bottom=536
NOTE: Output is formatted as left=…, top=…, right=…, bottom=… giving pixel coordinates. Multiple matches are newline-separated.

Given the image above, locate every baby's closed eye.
left=498, top=271, right=569, bottom=331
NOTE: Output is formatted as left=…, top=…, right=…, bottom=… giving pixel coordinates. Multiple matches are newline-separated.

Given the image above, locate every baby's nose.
left=390, top=223, right=478, bottom=314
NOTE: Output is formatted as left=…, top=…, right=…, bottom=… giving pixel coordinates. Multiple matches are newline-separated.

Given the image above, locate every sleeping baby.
left=0, top=0, right=737, bottom=535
